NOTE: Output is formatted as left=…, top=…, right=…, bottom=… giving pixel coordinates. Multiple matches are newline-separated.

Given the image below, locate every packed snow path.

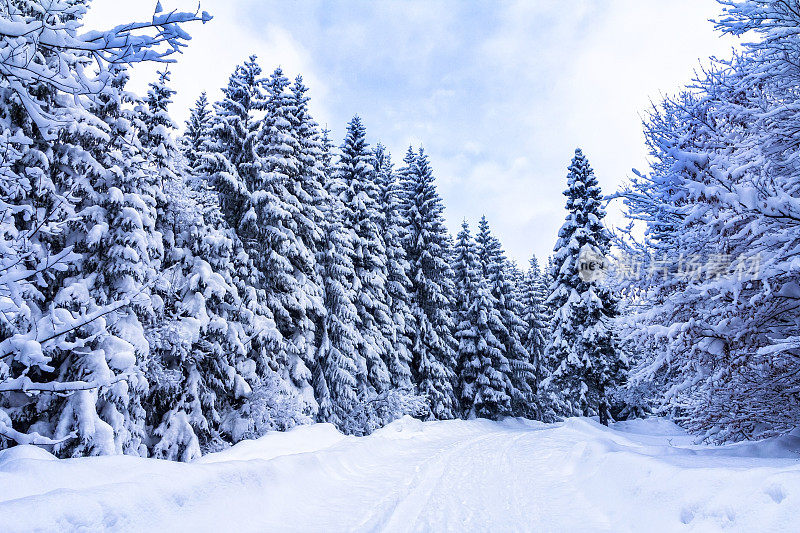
left=1, top=417, right=799, bottom=532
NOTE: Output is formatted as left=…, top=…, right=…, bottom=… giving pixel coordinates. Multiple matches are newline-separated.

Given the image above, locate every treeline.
left=0, top=2, right=587, bottom=461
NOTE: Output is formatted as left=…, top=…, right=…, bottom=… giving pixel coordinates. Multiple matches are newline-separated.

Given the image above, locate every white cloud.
left=82, top=0, right=739, bottom=265
left=440, top=0, right=738, bottom=263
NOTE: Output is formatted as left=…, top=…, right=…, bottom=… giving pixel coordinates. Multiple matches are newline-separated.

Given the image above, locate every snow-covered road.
left=1, top=417, right=799, bottom=532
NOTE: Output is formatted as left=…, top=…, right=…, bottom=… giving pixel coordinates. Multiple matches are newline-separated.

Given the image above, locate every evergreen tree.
left=288, top=74, right=328, bottom=358
left=314, top=186, right=361, bottom=431
left=475, top=217, right=534, bottom=418
left=453, top=221, right=511, bottom=418
left=52, top=65, right=161, bottom=457
left=616, top=2, right=800, bottom=440
left=183, top=91, right=212, bottom=172
left=545, top=149, right=623, bottom=426
left=541, top=255, right=557, bottom=329
left=247, top=67, right=324, bottom=413
left=135, top=69, right=271, bottom=460
left=0, top=36, right=126, bottom=453
left=506, top=260, right=525, bottom=303
left=374, top=144, right=415, bottom=390
left=453, top=221, right=480, bottom=323
left=453, top=221, right=479, bottom=413
left=204, top=58, right=312, bottom=437
left=136, top=69, right=202, bottom=459
left=519, top=254, right=548, bottom=418
left=0, top=0, right=205, bottom=454
left=334, top=117, right=392, bottom=397
left=464, top=282, right=514, bottom=419
left=205, top=55, right=266, bottom=232
left=320, top=128, right=336, bottom=176
left=314, top=127, right=372, bottom=434
left=400, top=148, right=458, bottom=419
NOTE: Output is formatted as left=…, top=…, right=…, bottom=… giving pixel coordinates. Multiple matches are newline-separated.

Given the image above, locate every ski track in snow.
left=1, top=417, right=799, bottom=532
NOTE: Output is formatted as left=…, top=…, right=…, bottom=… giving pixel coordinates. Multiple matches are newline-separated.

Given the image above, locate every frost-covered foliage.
left=0, top=0, right=210, bottom=140
left=201, top=56, right=316, bottom=434
left=374, top=145, right=415, bottom=391
left=545, top=149, right=625, bottom=425
left=617, top=0, right=800, bottom=442
left=183, top=92, right=212, bottom=172
left=0, top=0, right=205, bottom=454
left=475, top=217, right=536, bottom=419
left=138, top=70, right=262, bottom=461
left=400, top=148, right=459, bottom=420
left=519, top=255, right=548, bottom=411
left=313, top=173, right=361, bottom=431
left=334, top=117, right=393, bottom=398
left=454, top=221, right=511, bottom=419
left=250, top=67, right=325, bottom=415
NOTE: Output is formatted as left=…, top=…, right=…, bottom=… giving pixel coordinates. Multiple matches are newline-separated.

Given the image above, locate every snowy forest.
left=1, top=0, right=799, bottom=467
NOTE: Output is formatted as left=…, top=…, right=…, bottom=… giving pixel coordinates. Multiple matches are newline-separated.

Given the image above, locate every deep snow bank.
left=1, top=417, right=798, bottom=532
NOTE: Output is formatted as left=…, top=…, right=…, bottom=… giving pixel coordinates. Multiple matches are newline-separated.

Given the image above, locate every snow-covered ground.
left=1, top=417, right=798, bottom=532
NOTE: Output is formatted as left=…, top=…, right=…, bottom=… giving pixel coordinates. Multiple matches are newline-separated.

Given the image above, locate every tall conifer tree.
left=374, top=145, right=415, bottom=390
left=334, top=117, right=393, bottom=397
left=400, top=148, right=458, bottom=419
left=545, top=149, right=623, bottom=425
left=183, top=91, right=212, bottom=172
left=453, top=221, right=511, bottom=418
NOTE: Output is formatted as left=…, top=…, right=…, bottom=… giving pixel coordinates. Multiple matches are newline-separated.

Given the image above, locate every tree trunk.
left=599, top=399, right=609, bottom=426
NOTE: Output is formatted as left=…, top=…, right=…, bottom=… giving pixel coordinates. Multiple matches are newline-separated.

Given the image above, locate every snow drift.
left=1, top=417, right=798, bottom=532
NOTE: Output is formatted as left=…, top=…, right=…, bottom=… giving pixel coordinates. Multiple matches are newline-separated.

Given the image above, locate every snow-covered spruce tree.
left=453, top=221, right=478, bottom=411
left=453, top=222, right=481, bottom=336
left=334, top=117, right=393, bottom=399
left=543, top=255, right=557, bottom=321
left=475, top=217, right=535, bottom=418
left=136, top=69, right=177, bottom=177
left=0, top=1, right=208, bottom=453
left=314, top=129, right=358, bottom=428
left=205, top=55, right=266, bottom=233
left=453, top=221, right=512, bottom=418
left=519, top=254, right=548, bottom=416
left=464, top=282, right=514, bottom=420
left=288, top=74, right=328, bottom=359
left=286, top=74, right=420, bottom=435
left=59, top=64, right=164, bottom=458
left=545, top=149, right=624, bottom=426
left=247, top=67, right=324, bottom=415
left=615, top=1, right=800, bottom=441
left=502, top=269, right=538, bottom=417
left=373, top=144, right=415, bottom=391
left=313, top=187, right=362, bottom=431
left=507, top=260, right=525, bottom=303
left=132, top=69, right=248, bottom=460
left=202, top=208, right=304, bottom=442
left=400, top=148, right=458, bottom=419
left=203, top=59, right=312, bottom=439
left=150, top=192, right=257, bottom=459
left=183, top=91, right=213, bottom=172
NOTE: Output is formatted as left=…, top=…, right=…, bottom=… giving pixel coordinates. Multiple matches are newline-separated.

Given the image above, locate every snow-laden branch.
left=0, top=416, right=75, bottom=446
left=0, top=296, right=132, bottom=361
left=0, top=8, right=212, bottom=61
left=0, top=372, right=131, bottom=393
left=0, top=2, right=212, bottom=139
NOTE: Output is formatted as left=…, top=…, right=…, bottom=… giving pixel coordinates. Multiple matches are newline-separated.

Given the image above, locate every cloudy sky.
left=86, top=0, right=738, bottom=265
